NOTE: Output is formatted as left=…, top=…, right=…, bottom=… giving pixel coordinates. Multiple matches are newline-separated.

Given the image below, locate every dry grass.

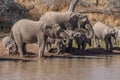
left=15, top=0, right=120, bottom=27
left=0, top=40, right=39, bottom=55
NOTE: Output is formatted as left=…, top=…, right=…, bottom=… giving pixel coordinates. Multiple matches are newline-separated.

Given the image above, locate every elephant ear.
left=68, top=14, right=79, bottom=30
left=79, top=15, right=88, bottom=23
left=52, top=24, right=61, bottom=35
left=68, top=13, right=79, bottom=23
left=52, top=24, right=61, bottom=32
left=40, top=23, right=52, bottom=34
left=78, top=14, right=89, bottom=29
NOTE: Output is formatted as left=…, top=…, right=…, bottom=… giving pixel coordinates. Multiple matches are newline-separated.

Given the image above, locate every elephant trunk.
left=85, top=24, right=94, bottom=39
left=60, top=32, right=70, bottom=45
left=62, top=39, right=69, bottom=45
left=74, top=32, right=81, bottom=38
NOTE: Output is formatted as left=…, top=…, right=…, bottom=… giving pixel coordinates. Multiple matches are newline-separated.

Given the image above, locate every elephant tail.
left=10, top=30, right=15, bottom=40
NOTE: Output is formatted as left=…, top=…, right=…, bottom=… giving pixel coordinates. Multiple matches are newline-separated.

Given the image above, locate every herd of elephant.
left=2, top=10, right=120, bottom=58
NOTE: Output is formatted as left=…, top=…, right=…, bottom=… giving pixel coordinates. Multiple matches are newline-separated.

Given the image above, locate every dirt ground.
left=0, top=40, right=120, bottom=61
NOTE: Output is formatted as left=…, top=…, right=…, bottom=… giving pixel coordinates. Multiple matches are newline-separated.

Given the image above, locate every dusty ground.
left=0, top=38, right=120, bottom=61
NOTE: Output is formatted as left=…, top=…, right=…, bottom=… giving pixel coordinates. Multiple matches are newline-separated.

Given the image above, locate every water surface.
left=0, top=55, right=120, bottom=80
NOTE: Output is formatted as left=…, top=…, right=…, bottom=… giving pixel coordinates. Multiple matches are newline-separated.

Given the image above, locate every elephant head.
left=42, top=24, right=70, bottom=45
left=69, top=13, right=94, bottom=39
left=108, top=27, right=116, bottom=37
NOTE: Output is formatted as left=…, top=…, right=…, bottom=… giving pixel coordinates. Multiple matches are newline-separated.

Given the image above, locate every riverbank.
left=0, top=38, right=120, bottom=61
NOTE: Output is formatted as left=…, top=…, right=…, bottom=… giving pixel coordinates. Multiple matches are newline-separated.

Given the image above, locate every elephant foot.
left=98, top=45, right=101, bottom=47
left=94, top=45, right=101, bottom=48
left=5, top=52, right=10, bottom=55
left=106, top=49, right=113, bottom=52
left=38, top=53, right=44, bottom=58
left=66, top=48, right=73, bottom=53
left=55, top=51, right=60, bottom=54
left=19, top=54, right=24, bottom=57
left=81, top=50, right=85, bottom=52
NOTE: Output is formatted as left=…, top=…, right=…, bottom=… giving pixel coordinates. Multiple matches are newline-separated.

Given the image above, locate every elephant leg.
left=17, top=43, right=24, bottom=57
left=94, top=36, right=96, bottom=47
left=59, top=43, right=66, bottom=54
left=46, top=43, right=51, bottom=52
left=67, top=39, right=73, bottom=53
left=38, top=36, right=47, bottom=58
left=104, top=37, right=109, bottom=51
left=94, top=36, right=101, bottom=48
left=97, top=39, right=101, bottom=47
left=14, top=36, right=24, bottom=57
left=6, top=46, right=10, bottom=55
left=94, top=37, right=98, bottom=47
left=55, top=42, right=61, bottom=54
left=118, top=38, right=120, bottom=46
left=81, top=42, right=86, bottom=51
left=22, top=43, right=27, bottom=55
left=61, top=44, right=67, bottom=54
left=109, top=37, right=113, bottom=52
left=96, top=39, right=100, bottom=47
left=77, top=43, right=81, bottom=50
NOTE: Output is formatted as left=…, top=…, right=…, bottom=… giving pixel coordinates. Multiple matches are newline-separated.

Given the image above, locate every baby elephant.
left=46, top=33, right=69, bottom=54
left=74, top=32, right=91, bottom=51
left=2, top=36, right=17, bottom=55
left=46, top=36, right=69, bottom=54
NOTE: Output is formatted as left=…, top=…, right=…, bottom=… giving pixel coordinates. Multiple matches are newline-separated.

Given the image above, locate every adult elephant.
left=93, top=22, right=116, bottom=52
left=11, top=19, right=70, bottom=57
left=39, top=11, right=94, bottom=39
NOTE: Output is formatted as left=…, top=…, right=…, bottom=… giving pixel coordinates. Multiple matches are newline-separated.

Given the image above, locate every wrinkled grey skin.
left=11, top=19, right=69, bottom=57
left=112, top=27, right=120, bottom=45
left=74, top=32, right=91, bottom=51
left=2, top=36, right=17, bottom=55
left=66, top=30, right=91, bottom=51
left=40, top=11, right=94, bottom=39
left=93, top=22, right=116, bottom=51
left=117, top=29, right=120, bottom=46
left=46, top=31, right=70, bottom=54
left=46, top=38, right=67, bottom=54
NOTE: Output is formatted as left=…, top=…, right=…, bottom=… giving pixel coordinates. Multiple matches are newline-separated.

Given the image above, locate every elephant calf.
left=74, top=32, right=91, bottom=51
left=93, top=22, right=116, bottom=51
left=117, top=29, right=120, bottom=45
left=46, top=31, right=70, bottom=54
left=112, top=27, right=120, bottom=45
left=46, top=38, right=69, bottom=54
left=2, top=36, right=17, bottom=55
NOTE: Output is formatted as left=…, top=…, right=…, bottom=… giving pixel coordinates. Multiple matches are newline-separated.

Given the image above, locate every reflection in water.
left=0, top=56, right=120, bottom=80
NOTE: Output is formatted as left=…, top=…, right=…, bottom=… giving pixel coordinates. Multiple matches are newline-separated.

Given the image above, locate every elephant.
left=2, top=36, right=17, bottom=55
left=112, top=27, right=120, bottom=45
left=74, top=32, right=91, bottom=51
left=39, top=11, right=94, bottom=53
left=46, top=30, right=80, bottom=54
left=45, top=29, right=70, bottom=54
left=39, top=11, right=94, bottom=39
left=117, top=29, right=120, bottom=46
left=113, top=28, right=120, bottom=46
left=93, top=22, right=116, bottom=51
left=46, top=33, right=70, bottom=54
left=11, top=19, right=70, bottom=57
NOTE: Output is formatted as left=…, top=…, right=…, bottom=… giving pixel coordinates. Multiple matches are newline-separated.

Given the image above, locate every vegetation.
left=0, top=0, right=120, bottom=32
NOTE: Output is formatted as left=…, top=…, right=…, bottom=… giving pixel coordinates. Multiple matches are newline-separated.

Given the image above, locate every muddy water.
left=0, top=56, right=120, bottom=80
